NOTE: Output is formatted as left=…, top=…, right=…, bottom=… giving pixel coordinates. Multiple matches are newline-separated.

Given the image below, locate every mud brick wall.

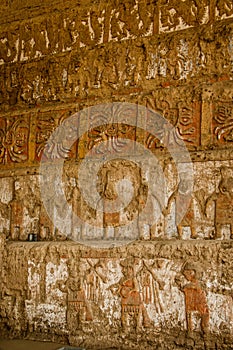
left=0, top=1, right=233, bottom=349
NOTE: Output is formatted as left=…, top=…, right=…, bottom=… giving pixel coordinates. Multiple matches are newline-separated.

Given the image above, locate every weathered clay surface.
left=0, top=240, right=233, bottom=349
left=0, top=0, right=233, bottom=349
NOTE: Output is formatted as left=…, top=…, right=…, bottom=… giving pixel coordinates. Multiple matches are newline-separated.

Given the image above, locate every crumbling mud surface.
left=0, top=240, right=233, bottom=349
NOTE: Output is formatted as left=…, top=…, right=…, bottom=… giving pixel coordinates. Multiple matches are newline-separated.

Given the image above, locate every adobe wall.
left=0, top=1, right=233, bottom=349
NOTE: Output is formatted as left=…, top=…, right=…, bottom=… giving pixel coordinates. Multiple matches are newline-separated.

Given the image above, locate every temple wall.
left=0, top=1, right=233, bottom=349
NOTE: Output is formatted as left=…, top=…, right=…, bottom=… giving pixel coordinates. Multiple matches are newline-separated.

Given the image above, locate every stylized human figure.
left=39, top=203, right=54, bottom=240
left=10, top=179, right=24, bottom=240
left=176, top=262, right=209, bottom=333
left=75, top=57, right=91, bottom=97
left=141, top=260, right=165, bottom=314
left=85, top=259, right=107, bottom=302
left=39, top=175, right=56, bottom=240
left=66, top=177, right=84, bottom=241
left=96, top=160, right=146, bottom=241
left=0, top=199, right=9, bottom=236
left=205, top=166, right=233, bottom=239
left=116, top=258, right=151, bottom=331
left=163, top=176, right=197, bottom=239
left=96, top=168, right=121, bottom=240
left=137, top=189, right=163, bottom=240
left=141, top=270, right=151, bottom=304
left=57, top=263, right=93, bottom=332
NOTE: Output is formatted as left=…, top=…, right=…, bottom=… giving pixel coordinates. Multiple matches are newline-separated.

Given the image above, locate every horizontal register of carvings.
left=2, top=82, right=233, bottom=168
left=0, top=0, right=232, bottom=65
left=0, top=21, right=233, bottom=111
left=1, top=240, right=232, bottom=346
left=1, top=159, right=233, bottom=241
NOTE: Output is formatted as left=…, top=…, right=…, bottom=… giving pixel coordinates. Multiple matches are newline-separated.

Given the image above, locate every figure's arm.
left=94, top=265, right=108, bottom=284
left=143, top=261, right=165, bottom=290
left=132, top=262, right=141, bottom=291
left=96, top=199, right=104, bottom=223
left=87, top=259, right=108, bottom=283
left=150, top=192, right=164, bottom=213
left=204, top=192, right=217, bottom=217
left=55, top=280, right=67, bottom=293
left=174, top=274, right=184, bottom=292
left=163, top=190, right=177, bottom=216
left=108, top=278, right=123, bottom=295
left=193, top=189, right=206, bottom=219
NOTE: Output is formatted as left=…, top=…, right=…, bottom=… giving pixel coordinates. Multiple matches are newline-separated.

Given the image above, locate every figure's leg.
left=177, top=224, right=183, bottom=239
left=142, top=304, right=151, bottom=328
left=150, top=223, right=157, bottom=239
left=85, top=302, right=93, bottom=321
left=114, top=226, right=119, bottom=240
left=121, top=308, right=130, bottom=330
left=230, top=223, right=233, bottom=239
left=215, top=223, right=222, bottom=239
left=103, top=226, right=108, bottom=240
left=80, top=225, right=84, bottom=240
left=186, top=312, right=193, bottom=332
left=138, top=222, right=150, bottom=240
left=190, top=223, right=198, bottom=239
left=136, top=306, right=143, bottom=331
left=67, top=308, right=78, bottom=332
left=201, top=312, right=209, bottom=333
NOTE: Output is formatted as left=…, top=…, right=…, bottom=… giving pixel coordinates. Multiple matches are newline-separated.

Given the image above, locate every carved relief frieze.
left=0, top=115, right=29, bottom=164
left=213, top=101, right=233, bottom=145
left=0, top=22, right=232, bottom=112
left=160, top=0, right=209, bottom=32
left=2, top=242, right=231, bottom=343
left=35, top=109, right=77, bottom=162
left=216, top=0, right=233, bottom=20
left=0, top=1, right=232, bottom=68
left=141, top=90, right=201, bottom=150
